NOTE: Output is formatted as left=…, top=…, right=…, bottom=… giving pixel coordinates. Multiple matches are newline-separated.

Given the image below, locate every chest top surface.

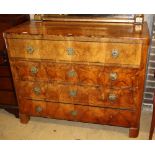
left=4, top=21, right=149, bottom=44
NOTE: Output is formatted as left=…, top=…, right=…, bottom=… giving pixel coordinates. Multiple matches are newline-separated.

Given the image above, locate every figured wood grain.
left=10, top=60, right=138, bottom=88
left=7, top=39, right=142, bottom=67
left=4, top=20, right=150, bottom=138
left=15, top=80, right=136, bottom=109
left=15, top=81, right=47, bottom=100
left=4, top=21, right=149, bottom=44
left=18, top=98, right=137, bottom=127
left=10, top=60, right=48, bottom=81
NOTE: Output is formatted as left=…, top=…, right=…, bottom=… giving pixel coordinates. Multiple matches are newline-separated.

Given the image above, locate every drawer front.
left=11, top=60, right=138, bottom=88
left=0, top=91, right=17, bottom=105
left=47, top=83, right=135, bottom=109
left=19, top=99, right=136, bottom=127
left=104, top=43, right=142, bottom=67
left=19, top=98, right=46, bottom=117
left=15, top=81, right=47, bottom=100
left=104, top=67, right=138, bottom=88
left=0, top=77, right=14, bottom=90
left=46, top=103, right=136, bottom=127
left=7, top=39, right=142, bottom=67
left=10, top=60, right=48, bottom=81
left=16, top=81, right=136, bottom=109
left=46, top=62, right=104, bottom=85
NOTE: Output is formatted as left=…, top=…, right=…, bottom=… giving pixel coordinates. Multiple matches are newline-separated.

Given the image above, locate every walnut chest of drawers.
left=4, top=21, right=150, bottom=137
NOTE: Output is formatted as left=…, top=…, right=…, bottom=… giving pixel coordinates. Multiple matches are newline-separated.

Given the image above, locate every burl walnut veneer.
left=4, top=21, right=149, bottom=137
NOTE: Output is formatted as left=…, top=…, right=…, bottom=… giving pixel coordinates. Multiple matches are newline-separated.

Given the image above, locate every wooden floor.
left=0, top=109, right=154, bottom=140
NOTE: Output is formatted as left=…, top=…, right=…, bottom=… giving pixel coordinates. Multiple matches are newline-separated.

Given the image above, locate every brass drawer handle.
left=26, top=46, right=34, bottom=54
left=110, top=72, right=117, bottom=81
left=33, top=87, right=41, bottom=95
left=70, top=110, right=78, bottom=116
left=108, top=93, right=117, bottom=101
left=67, top=47, right=74, bottom=55
left=69, top=90, right=77, bottom=97
left=68, top=70, right=77, bottom=78
left=30, top=66, right=38, bottom=74
left=111, top=49, right=119, bottom=58
left=35, top=106, right=42, bottom=113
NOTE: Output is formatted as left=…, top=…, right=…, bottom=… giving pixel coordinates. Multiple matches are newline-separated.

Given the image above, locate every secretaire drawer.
left=7, top=39, right=142, bottom=67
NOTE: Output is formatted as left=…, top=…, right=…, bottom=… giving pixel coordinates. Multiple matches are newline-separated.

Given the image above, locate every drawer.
left=11, top=60, right=138, bottom=88
left=19, top=98, right=46, bottom=117
left=46, top=63, right=137, bottom=87
left=16, top=81, right=136, bottom=109
left=0, top=77, right=14, bottom=90
left=19, top=99, right=136, bottom=127
left=11, top=60, right=103, bottom=84
left=46, top=103, right=136, bottom=127
left=0, top=91, right=17, bottom=105
left=15, top=81, right=47, bottom=100
left=104, top=43, right=142, bottom=67
left=47, top=83, right=135, bottom=109
left=10, top=60, right=48, bottom=81
left=104, top=67, right=138, bottom=88
left=7, top=39, right=142, bottom=67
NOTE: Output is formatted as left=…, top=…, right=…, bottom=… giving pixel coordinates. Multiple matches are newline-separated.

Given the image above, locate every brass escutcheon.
left=111, top=49, right=119, bottom=58
left=26, top=46, right=34, bottom=54
left=35, top=106, right=42, bottom=113
left=68, top=70, right=77, bottom=78
left=31, top=66, right=38, bottom=74
left=33, top=87, right=41, bottom=95
left=110, top=72, right=117, bottom=81
left=67, top=47, right=74, bottom=55
left=108, top=93, right=117, bottom=101
left=69, top=90, right=77, bottom=97
left=70, top=110, right=78, bottom=116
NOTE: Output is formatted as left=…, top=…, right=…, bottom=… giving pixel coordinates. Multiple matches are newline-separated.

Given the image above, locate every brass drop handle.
left=70, top=110, right=78, bottom=116
left=26, top=46, right=34, bottom=54
left=69, top=90, right=77, bottom=97
left=108, top=93, right=117, bottom=101
left=67, top=47, right=74, bottom=55
left=30, top=66, right=38, bottom=74
left=110, top=72, right=117, bottom=81
left=35, top=106, right=42, bottom=113
left=33, top=87, right=41, bottom=95
left=111, top=49, right=119, bottom=58
left=68, top=70, right=77, bottom=78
